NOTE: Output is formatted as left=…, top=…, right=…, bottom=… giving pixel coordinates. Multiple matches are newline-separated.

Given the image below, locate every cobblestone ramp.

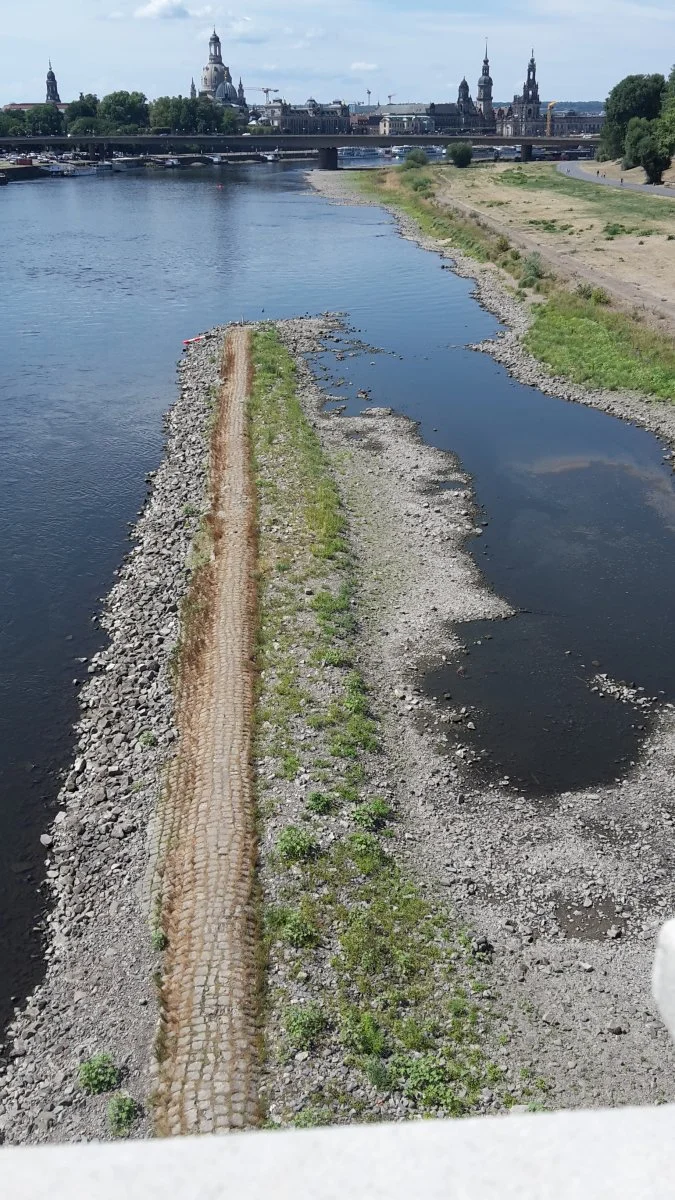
left=153, top=327, right=259, bottom=1135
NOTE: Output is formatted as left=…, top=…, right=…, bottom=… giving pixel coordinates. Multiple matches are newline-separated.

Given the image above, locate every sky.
left=1, top=0, right=673, bottom=107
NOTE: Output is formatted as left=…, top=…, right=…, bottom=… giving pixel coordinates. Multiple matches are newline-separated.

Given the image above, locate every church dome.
left=215, top=78, right=238, bottom=104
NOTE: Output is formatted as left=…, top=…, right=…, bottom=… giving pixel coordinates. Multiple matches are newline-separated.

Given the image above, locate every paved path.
left=154, top=326, right=259, bottom=1136
left=557, top=161, right=675, bottom=199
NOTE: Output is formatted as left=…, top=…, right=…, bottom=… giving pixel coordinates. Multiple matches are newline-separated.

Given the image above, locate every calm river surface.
left=2, top=164, right=675, bottom=1025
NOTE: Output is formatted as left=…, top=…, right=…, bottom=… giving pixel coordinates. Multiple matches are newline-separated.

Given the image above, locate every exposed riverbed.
left=3, top=166, right=675, bottom=1135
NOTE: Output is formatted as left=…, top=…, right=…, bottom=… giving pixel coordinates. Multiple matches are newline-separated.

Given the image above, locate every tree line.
left=600, top=68, right=675, bottom=183
left=0, top=91, right=240, bottom=138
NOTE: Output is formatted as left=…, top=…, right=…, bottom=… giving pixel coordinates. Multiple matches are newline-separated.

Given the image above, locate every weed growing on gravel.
left=277, top=826, right=318, bottom=864
left=282, top=909, right=321, bottom=949
left=138, top=730, right=158, bottom=748
left=151, top=928, right=168, bottom=952
left=352, top=797, right=392, bottom=831
left=78, top=1053, right=120, bottom=1094
left=306, top=791, right=334, bottom=815
left=107, top=1093, right=140, bottom=1137
left=284, top=1004, right=328, bottom=1050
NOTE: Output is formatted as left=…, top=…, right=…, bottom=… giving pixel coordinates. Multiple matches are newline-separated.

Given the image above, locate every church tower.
left=190, top=78, right=197, bottom=100
left=46, top=61, right=61, bottom=105
left=476, top=43, right=493, bottom=120
left=238, top=78, right=247, bottom=107
left=522, top=51, right=541, bottom=120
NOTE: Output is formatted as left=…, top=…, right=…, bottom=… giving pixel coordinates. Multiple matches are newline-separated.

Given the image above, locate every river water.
left=2, top=163, right=675, bottom=1026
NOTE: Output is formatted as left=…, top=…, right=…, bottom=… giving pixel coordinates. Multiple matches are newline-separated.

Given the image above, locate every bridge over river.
left=0, top=132, right=600, bottom=169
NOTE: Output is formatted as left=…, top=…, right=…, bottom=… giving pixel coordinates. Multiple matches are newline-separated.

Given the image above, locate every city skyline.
left=1, top=0, right=673, bottom=107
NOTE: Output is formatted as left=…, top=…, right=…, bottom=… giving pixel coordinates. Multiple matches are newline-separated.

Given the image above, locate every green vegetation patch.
left=78, top=1053, right=120, bottom=1095
left=107, top=1093, right=140, bottom=1137
left=526, top=291, right=675, bottom=399
left=250, top=325, right=518, bottom=1124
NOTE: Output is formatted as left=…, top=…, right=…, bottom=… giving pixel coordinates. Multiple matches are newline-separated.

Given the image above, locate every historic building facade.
left=263, top=97, right=351, bottom=135
left=198, top=30, right=247, bottom=111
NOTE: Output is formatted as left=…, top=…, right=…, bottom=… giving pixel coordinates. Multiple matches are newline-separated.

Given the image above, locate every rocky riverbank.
left=0, top=331, right=226, bottom=1143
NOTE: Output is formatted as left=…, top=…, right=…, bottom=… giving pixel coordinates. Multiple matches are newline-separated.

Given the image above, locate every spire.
left=190, top=77, right=197, bottom=100
left=46, top=61, right=61, bottom=105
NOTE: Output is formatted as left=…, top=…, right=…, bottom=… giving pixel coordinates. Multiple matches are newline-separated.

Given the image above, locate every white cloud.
left=351, top=61, right=378, bottom=72
left=135, top=0, right=190, bottom=18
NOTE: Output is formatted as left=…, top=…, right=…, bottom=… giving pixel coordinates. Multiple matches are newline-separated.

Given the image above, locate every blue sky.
left=1, top=0, right=673, bottom=106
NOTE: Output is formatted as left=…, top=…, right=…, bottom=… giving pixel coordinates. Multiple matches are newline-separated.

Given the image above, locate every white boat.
left=62, top=164, right=97, bottom=177
left=164, top=158, right=180, bottom=169
left=262, top=149, right=281, bottom=162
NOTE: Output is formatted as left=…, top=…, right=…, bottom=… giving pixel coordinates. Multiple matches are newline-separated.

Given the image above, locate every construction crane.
left=366, top=88, right=372, bottom=106
left=387, top=93, right=396, bottom=105
left=546, top=100, right=558, bottom=137
left=250, top=87, right=280, bottom=103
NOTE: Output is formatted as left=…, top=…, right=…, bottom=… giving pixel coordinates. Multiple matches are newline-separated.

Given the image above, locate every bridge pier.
left=318, top=147, right=339, bottom=171
left=521, top=143, right=533, bottom=163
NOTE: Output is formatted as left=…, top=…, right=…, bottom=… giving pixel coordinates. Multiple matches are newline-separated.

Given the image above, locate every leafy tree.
left=448, top=141, right=473, bottom=167
left=67, top=115, right=102, bottom=137
left=149, top=96, right=239, bottom=135
left=623, top=117, right=652, bottom=168
left=219, top=107, right=239, bottom=133
left=600, top=73, right=666, bottom=158
left=98, top=91, right=149, bottom=132
left=624, top=116, right=671, bottom=182
left=659, top=64, right=675, bottom=154
left=65, top=93, right=99, bottom=125
left=24, top=104, right=65, bottom=135
left=402, top=148, right=429, bottom=168
left=0, top=110, right=26, bottom=136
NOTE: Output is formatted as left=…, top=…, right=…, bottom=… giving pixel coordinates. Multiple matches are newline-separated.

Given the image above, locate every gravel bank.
left=0, top=331, right=225, bottom=1144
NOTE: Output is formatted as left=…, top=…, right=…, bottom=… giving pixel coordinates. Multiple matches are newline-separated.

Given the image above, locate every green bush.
left=151, top=927, right=168, bottom=952
left=284, top=1004, right=327, bottom=1049
left=365, top=1056, right=392, bottom=1090
left=352, top=797, right=392, bottom=832
left=282, top=910, right=321, bottom=948
left=342, top=1009, right=387, bottom=1056
left=402, top=148, right=429, bottom=169
left=522, top=252, right=544, bottom=279
left=306, top=791, right=333, bottom=815
left=78, top=1053, right=120, bottom=1095
left=107, top=1093, right=140, bottom=1137
left=277, top=826, right=318, bottom=864
left=448, top=142, right=473, bottom=168
left=347, top=831, right=388, bottom=874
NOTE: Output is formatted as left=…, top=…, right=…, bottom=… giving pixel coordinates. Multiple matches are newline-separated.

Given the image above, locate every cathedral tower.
left=522, top=51, right=541, bottom=120
left=476, top=43, right=493, bottom=119
left=46, top=61, right=61, bottom=105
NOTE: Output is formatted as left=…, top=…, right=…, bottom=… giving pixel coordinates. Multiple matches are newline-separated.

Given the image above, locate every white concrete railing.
left=3, top=920, right=675, bottom=1200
